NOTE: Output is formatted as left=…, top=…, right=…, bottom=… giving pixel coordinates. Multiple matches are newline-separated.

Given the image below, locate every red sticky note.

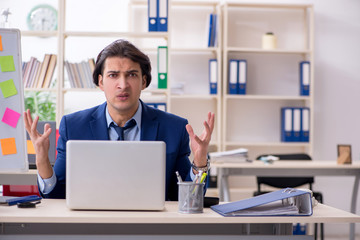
left=0, top=138, right=17, bottom=155
left=1, top=107, right=21, bottom=128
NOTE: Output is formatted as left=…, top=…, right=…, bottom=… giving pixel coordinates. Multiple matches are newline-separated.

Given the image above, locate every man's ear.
left=98, top=74, right=104, bottom=90
left=142, top=75, right=147, bottom=89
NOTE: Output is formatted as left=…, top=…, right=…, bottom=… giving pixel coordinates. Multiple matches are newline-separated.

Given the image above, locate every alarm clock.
left=27, top=4, right=58, bottom=31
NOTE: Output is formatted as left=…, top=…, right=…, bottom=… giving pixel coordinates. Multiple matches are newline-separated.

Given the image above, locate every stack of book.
left=64, top=59, right=96, bottom=88
left=22, top=54, right=57, bottom=88
left=209, top=148, right=250, bottom=163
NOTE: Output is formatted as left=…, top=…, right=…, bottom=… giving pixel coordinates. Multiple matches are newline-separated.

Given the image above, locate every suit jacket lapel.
left=140, top=100, right=159, bottom=141
left=90, top=102, right=109, bottom=140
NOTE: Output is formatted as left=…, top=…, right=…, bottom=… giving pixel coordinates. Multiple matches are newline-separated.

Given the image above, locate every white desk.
left=0, top=200, right=359, bottom=237
left=212, top=160, right=360, bottom=240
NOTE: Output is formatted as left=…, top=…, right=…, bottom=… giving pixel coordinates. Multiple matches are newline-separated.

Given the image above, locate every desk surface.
left=1, top=200, right=359, bottom=224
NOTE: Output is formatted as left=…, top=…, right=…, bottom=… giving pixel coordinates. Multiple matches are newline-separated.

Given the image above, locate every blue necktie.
left=110, top=119, right=136, bottom=140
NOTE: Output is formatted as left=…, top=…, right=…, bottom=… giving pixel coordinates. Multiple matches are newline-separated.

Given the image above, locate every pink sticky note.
left=1, top=107, right=21, bottom=128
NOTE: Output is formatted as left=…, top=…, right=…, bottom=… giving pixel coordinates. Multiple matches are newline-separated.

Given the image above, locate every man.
left=24, top=39, right=215, bottom=200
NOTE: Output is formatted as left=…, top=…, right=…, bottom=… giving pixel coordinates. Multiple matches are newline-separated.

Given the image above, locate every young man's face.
left=98, top=56, right=146, bottom=119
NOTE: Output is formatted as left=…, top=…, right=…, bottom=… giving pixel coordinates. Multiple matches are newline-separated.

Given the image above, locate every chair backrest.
left=256, top=153, right=314, bottom=191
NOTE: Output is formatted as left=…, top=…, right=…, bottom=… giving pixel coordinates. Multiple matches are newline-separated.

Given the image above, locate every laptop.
left=66, top=140, right=166, bottom=210
left=27, top=121, right=57, bottom=169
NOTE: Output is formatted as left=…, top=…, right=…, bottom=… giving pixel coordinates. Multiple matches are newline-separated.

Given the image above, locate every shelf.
left=225, top=2, right=312, bottom=9
left=171, top=94, right=219, bottom=100
left=21, top=31, right=58, bottom=38
left=170, top=47, right=218, bottom=53
left=226, top=47, right=311, bottom=54
left=225, top=95, right=310, bottom=101
left=64, top=31, right=168, bottom=39
left=25, top=88, right=57, bottom=92
left=224, top=142, right=311, bottom=147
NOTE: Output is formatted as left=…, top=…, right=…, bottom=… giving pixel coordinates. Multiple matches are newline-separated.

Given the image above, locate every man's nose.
left=117, top=76, right=128, bottom=88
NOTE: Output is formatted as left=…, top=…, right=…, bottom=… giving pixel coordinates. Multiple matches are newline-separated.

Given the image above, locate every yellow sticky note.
left=27, top=140, right=35, bottom=154
left=0, top=137, right=17, bottom=155
left=0, top=35, right=3, bottom=51
left=0, top=79, right=18, bottom=98
left=0, top=55, right=16, bottom=72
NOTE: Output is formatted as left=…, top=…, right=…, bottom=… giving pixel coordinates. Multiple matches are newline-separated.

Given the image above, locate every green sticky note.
left=0, top=55, right=16, bottom=72
left=0, top=79, right=18, bottom=98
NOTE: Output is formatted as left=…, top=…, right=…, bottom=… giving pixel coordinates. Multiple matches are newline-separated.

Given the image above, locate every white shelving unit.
left=221, top=2, right=314, bottom=159
left=19, top=0, right=314, bottom=159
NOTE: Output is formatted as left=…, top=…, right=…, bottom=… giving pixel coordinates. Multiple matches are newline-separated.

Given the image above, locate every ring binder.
left=211, top=188, right=313, bottom=217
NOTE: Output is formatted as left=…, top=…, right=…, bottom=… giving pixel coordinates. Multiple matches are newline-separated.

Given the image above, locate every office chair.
left=253, top=153, right=324, bottom=240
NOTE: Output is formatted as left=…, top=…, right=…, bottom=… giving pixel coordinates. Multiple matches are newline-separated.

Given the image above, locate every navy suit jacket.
left=44, top=100, right=194, bottom=200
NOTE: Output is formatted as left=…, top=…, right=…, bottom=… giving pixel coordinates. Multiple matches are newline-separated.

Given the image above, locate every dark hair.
left=93, top=39, right=152, bottom=87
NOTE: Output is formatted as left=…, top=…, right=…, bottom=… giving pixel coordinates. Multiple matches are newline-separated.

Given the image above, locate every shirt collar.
left=105, top=100, right=142, bottom=129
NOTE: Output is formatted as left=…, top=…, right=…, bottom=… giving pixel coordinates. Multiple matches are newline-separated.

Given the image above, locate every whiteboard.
left=0, top=28, right=28, bottom=172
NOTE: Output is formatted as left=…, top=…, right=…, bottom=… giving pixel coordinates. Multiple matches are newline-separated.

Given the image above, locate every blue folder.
left=0, top=195, right=42, bottom=206
left=211, top=188, right=313, bottom=217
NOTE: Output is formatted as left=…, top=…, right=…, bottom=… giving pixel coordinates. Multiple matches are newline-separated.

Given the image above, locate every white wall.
left=1, top=0, right=360, bottom=237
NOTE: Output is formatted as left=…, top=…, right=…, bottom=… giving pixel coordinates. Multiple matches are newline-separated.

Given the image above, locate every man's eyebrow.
left=127, top=69, right=140, bottom=73
left=106, top=70, right=120, bottom=74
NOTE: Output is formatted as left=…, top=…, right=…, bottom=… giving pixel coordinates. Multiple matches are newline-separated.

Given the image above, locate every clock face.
left=27, top=5, right=58, bottom=31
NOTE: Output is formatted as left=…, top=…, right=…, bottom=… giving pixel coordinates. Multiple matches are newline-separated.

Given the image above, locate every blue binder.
left=301, top=107, right=310, bottom=142
left=228, top=59, right=238, bottom=94
left=293, top=107, right=301, bottom=142
left=281, top=107, right=293, bottom=142
left=148, top=0, right=158, bottom=31
left=211, top=188, right=313, bottom=216
left=212, top=14, right=218, bottom=47
left=157, top=0, right=168, bottom=32
left=238, top=60, right=247, bottom=95
left=207, top=13, right=214, bottom=47
left=300, top=61, right=310, bottom=96
left=209, top=59, right=217, bottom=94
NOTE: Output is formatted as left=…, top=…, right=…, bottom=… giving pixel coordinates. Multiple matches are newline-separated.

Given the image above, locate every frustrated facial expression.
left=98, top=57, right=146, bottom=119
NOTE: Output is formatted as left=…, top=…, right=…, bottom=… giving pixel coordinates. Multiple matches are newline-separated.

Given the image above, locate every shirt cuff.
left=190, top=168, right=196, bottom=181
left=37, top=172, right=56, bottom=194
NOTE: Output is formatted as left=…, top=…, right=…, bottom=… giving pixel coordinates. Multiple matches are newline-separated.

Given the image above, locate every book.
left=37, top=54, right=51, bottom=88
left=42, top=54, right=57, bottom=88
left=211, top=188, right=313, bottom=216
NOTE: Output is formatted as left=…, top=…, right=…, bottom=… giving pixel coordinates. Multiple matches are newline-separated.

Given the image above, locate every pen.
left=175, top=171, right=183, bottom=183
left=200, top=172, right=207, bottom=183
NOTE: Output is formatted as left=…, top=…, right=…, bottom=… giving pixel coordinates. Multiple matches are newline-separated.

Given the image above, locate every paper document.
left=209, top=148, right=250, bottom=162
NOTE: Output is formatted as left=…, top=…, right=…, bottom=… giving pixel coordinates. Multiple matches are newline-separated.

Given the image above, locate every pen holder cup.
left=178, top=182, right=205, bottom=214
